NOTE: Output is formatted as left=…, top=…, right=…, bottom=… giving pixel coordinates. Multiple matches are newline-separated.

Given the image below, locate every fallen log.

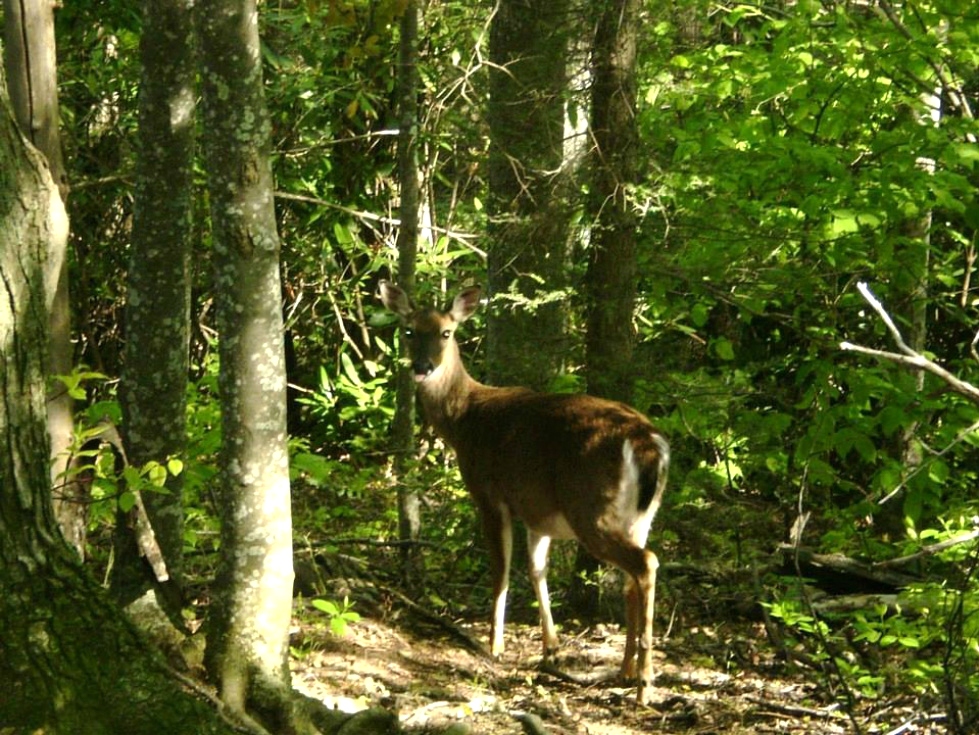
left=777, top=545, right=920, bottom=594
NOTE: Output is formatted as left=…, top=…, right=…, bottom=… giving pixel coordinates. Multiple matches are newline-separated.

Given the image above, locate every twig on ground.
left=358, top=577, right=491, bottom=658
left=745, top=694, right=845, bottom=721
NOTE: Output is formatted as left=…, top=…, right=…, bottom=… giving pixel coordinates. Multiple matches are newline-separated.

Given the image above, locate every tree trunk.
left=2, top=0, right=80, bottom=557
left=0, top=52, right=237, bottom=735
left=584, top=0, right=640, bottom=406
left=197, top=1, right=301, bottom=729
left=486, top=0, right=572, bottom=390
left=112, top=0, right=197, bottom=617
left=573, top=0, right=641, bottom=615
left=392, top=0, right=423, bottom=592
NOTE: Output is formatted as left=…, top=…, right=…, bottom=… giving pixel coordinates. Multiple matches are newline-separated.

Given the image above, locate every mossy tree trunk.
left=112, top=0, right=197, bottom=617
left=584, top=0, right=640, bottom=406
left=392, top=0, right=423, bottom=591
left=2, top=0, right=80, bottom=556
left=0, top=51, right=237, bottom=735
left=573, top=0, right=642, bottom=616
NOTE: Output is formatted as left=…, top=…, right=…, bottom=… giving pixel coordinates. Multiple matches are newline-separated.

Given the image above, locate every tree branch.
left=840, top=282, right=979, bottom=405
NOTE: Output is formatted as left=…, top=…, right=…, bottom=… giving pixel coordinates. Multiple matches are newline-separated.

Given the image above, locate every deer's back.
left=446, top=386, right=664, bottom=538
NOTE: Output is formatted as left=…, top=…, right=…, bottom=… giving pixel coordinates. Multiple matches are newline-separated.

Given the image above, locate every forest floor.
left=287, top=590, right=937, bottom=735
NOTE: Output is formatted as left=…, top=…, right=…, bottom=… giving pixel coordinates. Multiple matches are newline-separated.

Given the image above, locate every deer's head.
left=380, top=281, right=481, bottom=384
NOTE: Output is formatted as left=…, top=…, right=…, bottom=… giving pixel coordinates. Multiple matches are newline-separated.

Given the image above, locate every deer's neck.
left=416, top=349, right=481, bottom=445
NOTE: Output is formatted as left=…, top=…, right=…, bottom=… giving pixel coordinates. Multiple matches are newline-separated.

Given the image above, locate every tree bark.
left=486, top=0, right=572, bottom=390
left=572, top=0, right=641, bottom=614
left=197, top=1, right=300, bottom=729
left=3, top=0, right=80, bottom=556
left=392, top=0, right=423, bottom=591
left=584, top=0, right=640, bottom=406
left=0, top=52, right=237, bottom=735
left=113, top=0, right=197, bottom=616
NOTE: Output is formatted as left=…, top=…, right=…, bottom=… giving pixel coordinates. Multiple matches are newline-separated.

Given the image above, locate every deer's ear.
left=379, top=280, right=414, bottom=318
left=451, top=285, right=482, bottom=323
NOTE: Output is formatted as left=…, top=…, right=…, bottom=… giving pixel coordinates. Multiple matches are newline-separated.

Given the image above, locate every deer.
left=379, top=281, right=669, bottom=706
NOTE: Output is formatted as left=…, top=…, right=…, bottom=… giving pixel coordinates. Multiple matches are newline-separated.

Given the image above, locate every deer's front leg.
left=480, top=501, right=513, bottom=657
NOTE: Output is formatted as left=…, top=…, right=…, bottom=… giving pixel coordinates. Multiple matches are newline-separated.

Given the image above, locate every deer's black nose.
left=411, top=360, right=434, bottom=381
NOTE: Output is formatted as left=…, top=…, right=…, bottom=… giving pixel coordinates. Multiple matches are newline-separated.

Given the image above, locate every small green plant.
left=53, top=368, right=110, bottom=401
left=312, top=596, right=361, bottom=636
left=851, top=603, right=925, bottom=650
left=298, top=353, right=395, bottom=454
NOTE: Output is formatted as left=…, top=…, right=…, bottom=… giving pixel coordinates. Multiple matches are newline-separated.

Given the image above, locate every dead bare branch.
left=840, top=282, right=979, bottom=405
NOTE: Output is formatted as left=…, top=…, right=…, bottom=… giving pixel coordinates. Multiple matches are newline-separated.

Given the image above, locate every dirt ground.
left=288, top=601, right=935, bottom=735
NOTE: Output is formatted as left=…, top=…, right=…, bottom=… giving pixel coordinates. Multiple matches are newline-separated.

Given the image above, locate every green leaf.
left=833, top=428, right=876, bottom=462
left=122, top=466, right=142, bottom=488
left=340, top=352, right=362, bottom=387
left=928, top=459, right=949, bottom=484
left=829, top=210, right=859, bottom=234
left=312, top=599, right=339, bottom=616
left=712, top=337, right=735, bottom=361
left=118, top=491, right=136, bottom=513
left=146, top=461, right=168, bottom=488
left=877, top=405, right=908, bottom=436
left=691, top=303, right=710, bottom=328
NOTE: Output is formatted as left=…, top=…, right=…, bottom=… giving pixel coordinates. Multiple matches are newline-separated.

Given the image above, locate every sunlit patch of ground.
left=291, top=614, right=873, bottom=734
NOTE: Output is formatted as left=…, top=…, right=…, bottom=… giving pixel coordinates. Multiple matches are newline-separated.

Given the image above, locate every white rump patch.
left=618, top=439, right=656, bottom=548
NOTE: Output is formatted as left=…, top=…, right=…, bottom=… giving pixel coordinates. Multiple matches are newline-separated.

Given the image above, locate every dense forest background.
left=8, top=0, right=979, bottom=731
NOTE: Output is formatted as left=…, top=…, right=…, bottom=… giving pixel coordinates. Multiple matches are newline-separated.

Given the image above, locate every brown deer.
left=380, top=281, right=669, bottom=705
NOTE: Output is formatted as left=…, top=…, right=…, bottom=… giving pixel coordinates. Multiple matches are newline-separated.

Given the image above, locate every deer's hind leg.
left=592, top=538, right=659, bottom=706
left=633, top=548, right=659, bottom=706
left=527, top=529, right=559, bottom=657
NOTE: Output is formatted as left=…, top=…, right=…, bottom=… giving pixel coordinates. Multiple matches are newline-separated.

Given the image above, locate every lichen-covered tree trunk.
left=0, top=53, right=236, bottom=735
left=584, top=0, right=640, bottom=405
left=2, top=0, right=80, bottom=555
left=197, top=0, right=299, bottom=729
left=486, top=0, right=572, bottom=390
left=112, top=0, right=197, bottom=614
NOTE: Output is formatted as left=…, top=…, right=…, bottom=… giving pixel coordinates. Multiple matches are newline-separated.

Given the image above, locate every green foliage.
left=632, top=4, right=979, bottom=719
left=60, top=357, right=221, bottom=558
left=116, top=459, right=183, bottom=513
left=311, top=596, right=362, bottom=637
left=768, top=565, right=979, bottom=707
left=298, top=355, right=395, bottom=455
left=54, top=368, right=110, bottom=401
left=635, top=0, right=979, bottom=545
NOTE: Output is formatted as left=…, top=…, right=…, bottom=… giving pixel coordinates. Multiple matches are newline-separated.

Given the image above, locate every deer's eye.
left=441, top=330, right=452, bottom=339
left=404, top=328, right=414, bottom=338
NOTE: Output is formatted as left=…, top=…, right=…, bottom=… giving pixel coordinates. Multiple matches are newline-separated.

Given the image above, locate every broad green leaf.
left=119, top=491, right=136, bottom=513
left=146, top=462, right=168, bottom=488
left=312, top=599, right=339, bottom=616
left=712, top=337, right=735, bottom=361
